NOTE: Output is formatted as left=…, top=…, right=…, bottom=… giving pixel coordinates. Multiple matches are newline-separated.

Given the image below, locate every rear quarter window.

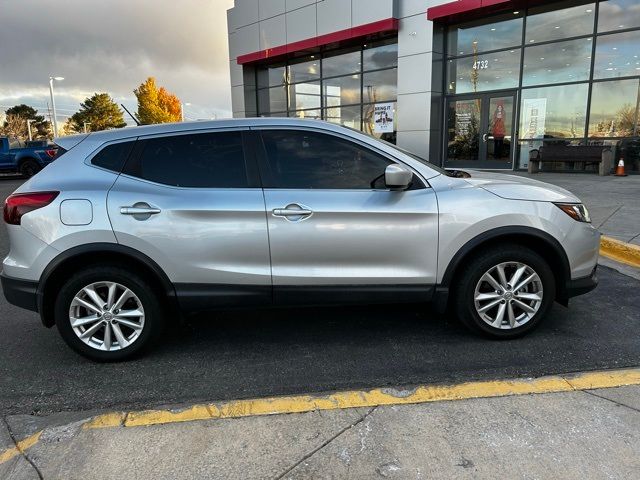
left=91, top=141, right=136, bottom=173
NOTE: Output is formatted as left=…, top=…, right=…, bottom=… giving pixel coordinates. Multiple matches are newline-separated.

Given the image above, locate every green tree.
left=69, top=93, right=127, bottom=132
left=3, top=104, right=50, bottom=139
left=134, top=77, right=182, bottom=125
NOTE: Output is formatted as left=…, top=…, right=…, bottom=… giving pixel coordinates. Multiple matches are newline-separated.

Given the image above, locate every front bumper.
left=1, top=273, right=39, bottom=312
left=565, top=265, right=598, bottom=299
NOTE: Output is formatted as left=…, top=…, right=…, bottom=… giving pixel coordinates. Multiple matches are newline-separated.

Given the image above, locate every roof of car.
left=76, top=117, right=344, bottom=142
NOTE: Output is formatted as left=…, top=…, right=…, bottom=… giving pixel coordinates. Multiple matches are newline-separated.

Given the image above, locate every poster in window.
left=373, top=103, right=394, bottom=133
left=522, top=98, right=547, bottom=139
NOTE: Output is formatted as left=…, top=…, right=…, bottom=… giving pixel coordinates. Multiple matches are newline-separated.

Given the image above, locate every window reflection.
left=363, top=42, right=398, bottom=70
left=258, top=86, right=287, bottom=113
left=598, top=0, right=640, bottom=32
left=526, top=2, right=595, bottom=43
left=589, top=78, right=640, bottom=137
left=519, top=84, right=589, bottom=139
left=325, top=105, right=361, bottom=129
left=288, top=81, right=321, bottom=111
left=323, top=50, right=360, bottom=77
left=257, top=64, right=287, bottom=88
left=363, top=69, right=397, bottom=103
left=594, top=30, right=640, bottom=79
left=447, top=14, right=523, bottom=57
left=288, top=58, right=320, bottom=84
left=523, top=38, right=592, bottom=86
left=447, top=49, right=520, bottom=94
left=323, top=75, right=361, bottom=107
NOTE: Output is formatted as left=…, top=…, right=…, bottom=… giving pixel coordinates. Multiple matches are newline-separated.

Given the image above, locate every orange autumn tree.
left=134, top=77, right=182, bottom=124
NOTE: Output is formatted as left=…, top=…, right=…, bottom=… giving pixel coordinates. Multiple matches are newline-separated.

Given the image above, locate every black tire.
left=54, top=266, right=165, bottom=361
left=19, top=159, right=41, bottom=178
left=453, top=245, right=555, bottom=339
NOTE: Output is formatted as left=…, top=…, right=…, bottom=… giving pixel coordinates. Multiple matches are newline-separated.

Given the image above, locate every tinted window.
left=260, top=130, right=393, bottom=189
left=127, top=132, right=248, bottom=188
left=598, top=0, right=640, bottom=32
left=447, top=14, right=523, bottom=57
left=522, top=38, right=592, bottom=86
left=526, top=1, right=595, bottom=43
left=91, top=141, right=135, bottom=172
left=447, top=49, right=520, bottom=94
left=594, top=30, right=640, bottom=79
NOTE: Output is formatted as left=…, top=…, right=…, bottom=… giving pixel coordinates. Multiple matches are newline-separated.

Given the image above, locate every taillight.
left=3, top=192, right=59, bottom=225
left=45, top=149, right=57, bottom=158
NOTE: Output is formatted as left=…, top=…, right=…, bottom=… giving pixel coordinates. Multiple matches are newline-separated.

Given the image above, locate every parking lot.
left=1, top=177, right=639, bottom=418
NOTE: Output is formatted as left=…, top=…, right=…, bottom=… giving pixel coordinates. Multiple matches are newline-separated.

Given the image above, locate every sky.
left=0, top=0, right=235, bottom=126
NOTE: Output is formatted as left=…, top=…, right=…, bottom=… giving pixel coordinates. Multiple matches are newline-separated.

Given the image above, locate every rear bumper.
left=1, top=273, right=39, bottom=312
left=565, top=265, right=598, bottom=299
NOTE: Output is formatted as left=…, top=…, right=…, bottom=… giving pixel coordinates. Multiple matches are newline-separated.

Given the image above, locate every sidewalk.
left=512, top=172, right=640, bottom=245
left=1, top=380, right=638, bottom=480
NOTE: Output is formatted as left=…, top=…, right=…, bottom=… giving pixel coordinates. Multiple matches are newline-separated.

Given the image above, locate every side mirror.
left=384, top=164, right=412, bottom=190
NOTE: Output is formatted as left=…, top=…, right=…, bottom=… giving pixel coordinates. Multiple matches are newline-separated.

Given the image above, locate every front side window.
left=260, top=130, right=393, bottom=189
left=125, top=131, right=249, bottom=188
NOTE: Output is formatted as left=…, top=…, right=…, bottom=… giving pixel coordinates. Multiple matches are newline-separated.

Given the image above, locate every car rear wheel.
left=19, top=159, right=41, bottom=177
left=55, top=266, right=165, bottom=361
left=454, top=246, right=555, bottom=338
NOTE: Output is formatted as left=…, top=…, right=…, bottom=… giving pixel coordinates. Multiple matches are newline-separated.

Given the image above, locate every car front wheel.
left=454, top=246, right=555, bottom=338
left=55, top=266, right=164, bottom=361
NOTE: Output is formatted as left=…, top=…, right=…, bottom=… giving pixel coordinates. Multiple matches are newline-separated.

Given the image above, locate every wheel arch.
left=438, top=226, right=571, bottom=309
left=37, top=243, right=178, bottom=327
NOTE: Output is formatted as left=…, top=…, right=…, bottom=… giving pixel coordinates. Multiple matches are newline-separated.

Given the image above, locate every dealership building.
left=227, top=0, right=640, bottom=172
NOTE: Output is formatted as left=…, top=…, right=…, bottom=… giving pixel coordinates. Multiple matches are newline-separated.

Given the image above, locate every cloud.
left=0, top=0, right=235, bottom=121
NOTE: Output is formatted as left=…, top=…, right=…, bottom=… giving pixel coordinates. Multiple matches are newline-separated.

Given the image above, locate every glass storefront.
left=445, top=0, right=640, bottom=172
left=254, top=39, right=398, bottom=143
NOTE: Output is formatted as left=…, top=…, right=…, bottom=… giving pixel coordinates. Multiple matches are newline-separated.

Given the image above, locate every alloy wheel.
left=68, top=281, right=145, bottom=351
left=473, top=262, right=543, bottom=329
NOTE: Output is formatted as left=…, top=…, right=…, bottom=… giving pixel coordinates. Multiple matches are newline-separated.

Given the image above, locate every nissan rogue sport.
left=1, top=119, right=599, bottom=361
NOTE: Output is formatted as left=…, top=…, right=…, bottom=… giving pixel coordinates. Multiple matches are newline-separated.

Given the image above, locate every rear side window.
left=259, top=130, right=393, bottom=189
left=124, top=131, right=249, bottom=188
left=91, top=141, right=135, bottom=172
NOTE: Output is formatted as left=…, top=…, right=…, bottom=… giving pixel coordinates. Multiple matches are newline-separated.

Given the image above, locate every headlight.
left=555, top=203, right=591, bottom=223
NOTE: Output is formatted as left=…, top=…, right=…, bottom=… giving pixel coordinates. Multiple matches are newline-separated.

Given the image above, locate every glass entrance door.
left=445, top=92, right=516, bottom=168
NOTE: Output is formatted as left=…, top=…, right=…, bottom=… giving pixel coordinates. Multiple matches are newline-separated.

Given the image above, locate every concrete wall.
left=227, top=0, right=449, bottom=158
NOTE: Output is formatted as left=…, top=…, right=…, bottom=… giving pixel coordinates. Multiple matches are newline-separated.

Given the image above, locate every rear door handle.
left=272, top=203, right=313, bottom=220
left=120, top=206, right=161, bottom=215
left=273, top=208, right=313, bottom=216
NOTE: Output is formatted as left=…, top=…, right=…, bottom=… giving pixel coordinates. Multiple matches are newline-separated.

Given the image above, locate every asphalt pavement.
left=1, top=176, right=639, bottom=418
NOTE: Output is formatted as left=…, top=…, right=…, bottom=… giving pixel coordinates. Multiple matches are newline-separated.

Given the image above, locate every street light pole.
left=26, top=119, right=36, bottom=141
left=48, top=76, right=64, bottom=139
left=181, top=102, right=191, bottom=122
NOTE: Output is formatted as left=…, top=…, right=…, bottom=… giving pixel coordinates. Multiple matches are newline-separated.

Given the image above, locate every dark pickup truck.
left=0, top=137, right=58, bottom=177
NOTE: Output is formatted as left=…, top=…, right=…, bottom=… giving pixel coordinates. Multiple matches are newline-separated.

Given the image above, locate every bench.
left=528, top=145, right=614, bottom=175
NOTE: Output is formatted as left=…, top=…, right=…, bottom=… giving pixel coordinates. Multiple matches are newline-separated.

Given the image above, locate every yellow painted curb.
left=0, top=431, right=41, bottom=465
left=600, top=236, right=640, bottom=268
left=2, top=368, right=640, bottom=465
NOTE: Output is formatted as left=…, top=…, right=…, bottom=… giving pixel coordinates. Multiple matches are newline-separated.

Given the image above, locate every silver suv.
left=1, top=119, right=599, bottom=361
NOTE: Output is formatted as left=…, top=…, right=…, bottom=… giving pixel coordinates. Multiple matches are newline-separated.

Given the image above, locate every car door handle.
left=272, top=204, right=313, bottom=219
left=120, top=206, right=161, bottom=215
left=273, top=208, right=313, bottom=216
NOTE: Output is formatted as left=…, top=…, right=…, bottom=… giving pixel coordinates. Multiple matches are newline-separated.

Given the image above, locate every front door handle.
left=272, top=203, right=313, bottom=220
left=120, top=206, right=161, bottom=215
